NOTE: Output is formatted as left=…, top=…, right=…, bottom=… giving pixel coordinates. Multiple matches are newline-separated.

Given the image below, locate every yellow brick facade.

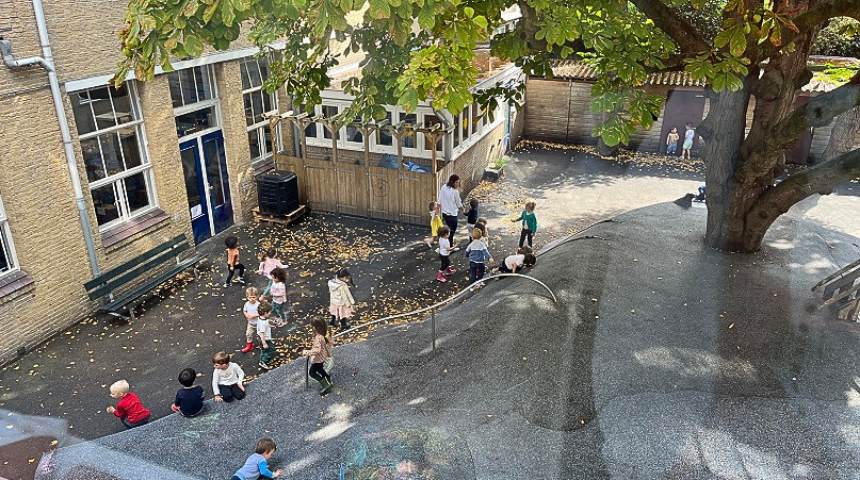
left=0, top=0, right=294, bottom=364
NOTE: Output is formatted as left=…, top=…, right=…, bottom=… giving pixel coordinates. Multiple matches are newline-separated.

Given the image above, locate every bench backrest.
left=84, top=235, right=191, bottom=300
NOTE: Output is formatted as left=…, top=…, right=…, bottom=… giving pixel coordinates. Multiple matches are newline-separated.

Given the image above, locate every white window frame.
left=240, top=57, right=281, bottom=165
left=73, top=82, right=159, bottom=232
left=450, top=97, right=506, bottom=158
left=0, top=194, right=20, bottom=279
left=170, top=65, right=223, bottom=142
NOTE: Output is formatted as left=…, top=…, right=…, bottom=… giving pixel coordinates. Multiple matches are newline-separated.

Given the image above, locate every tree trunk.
left=822, top=106, right=860, bottom=162
left=596, top=137, right=619, bottom=157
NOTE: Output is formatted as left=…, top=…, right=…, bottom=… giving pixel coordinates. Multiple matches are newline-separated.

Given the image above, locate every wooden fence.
left=274, top=154, right=438, bottom=225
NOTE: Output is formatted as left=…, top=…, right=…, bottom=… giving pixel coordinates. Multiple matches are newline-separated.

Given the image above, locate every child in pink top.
left=257, top=248, right=286, bottom=300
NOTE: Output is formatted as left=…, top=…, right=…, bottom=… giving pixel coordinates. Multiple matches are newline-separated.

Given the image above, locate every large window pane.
left=81, top=137, right=106, bottom=183
left=175, top=106, right=217, bottom=138
left=471, top=103, right=479, bottom=135
left=90, top=88, right=116, bottom=130
left=400, top=113, right=417, bottom=149
left=453, top=114, right=461, bottom=148
left=71, top=91, right=96, bottom=135
left=262, top=92, right=274, bottom=116
left=124, top=172, right=151, bottom=214
left=251, top=91, right=264, bottom=126
left=462, top=106, right=470, bottom=141
left=100, top=133, right=124, bottom=176
left=248, top=130, right=262, bottom=160
left=179, top=69, right=198, bottom=105
left=168, top=71, right=183, bottom=108
left=346, top=116, right=363, bottom=143
left=91, top=183, right=120, bottom=226
left=244, top=94, right=255, bottom=127
left=118, top=126, right=143, bottom=169
left=112, top=84, right=134, bottom=124
left=377, top=112, right=393, bottom=146
left=194, top=67, right=214, bottom=102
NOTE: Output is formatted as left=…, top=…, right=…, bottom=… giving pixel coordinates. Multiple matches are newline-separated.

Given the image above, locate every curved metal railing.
left=305, top=272, right=558, bottom=389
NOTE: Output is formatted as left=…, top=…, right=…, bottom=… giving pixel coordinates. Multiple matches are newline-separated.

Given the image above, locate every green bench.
left=84, top=234, right=206, bottom=320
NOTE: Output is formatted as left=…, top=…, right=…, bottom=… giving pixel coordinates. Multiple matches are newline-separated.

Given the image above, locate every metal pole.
left=305, top=356, right=310, bottom=390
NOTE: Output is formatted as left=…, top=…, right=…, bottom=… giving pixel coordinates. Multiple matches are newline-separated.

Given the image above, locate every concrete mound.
left=38, top=203, right=860, bottom=480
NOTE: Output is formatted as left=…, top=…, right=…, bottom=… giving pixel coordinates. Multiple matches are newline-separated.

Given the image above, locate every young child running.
left=257, top=248, right=286, bottom=299
left=465, top=228, right=493, bottom=284
left=106, top=380, right=151, bottom=429
left=268, top=267, right=289, bottom=329
left=328, top=268, right=356, bottom=330
left=171, top=368, right=205, bottom=417
left=302, top=317, right=334, bottom=395
left=212, top=351, right=246, bottom=402
left=241, top=287, right=260, bottom=353
left=426, top=201, right=443, bottom=248
left=224, top=236, right=245, bottom=288
left=436, top=226, right=457, bottom=283
left=466, top=199, right=480, bottom=233
left=513, top=201, right=538, bottom=249
left=257, top=302, right=276, bottom=371
left=494, top=252, right=537, bottom=274
left=230, top=438, right=282, bottom=480
left=666, top=126, right=679, bottom=156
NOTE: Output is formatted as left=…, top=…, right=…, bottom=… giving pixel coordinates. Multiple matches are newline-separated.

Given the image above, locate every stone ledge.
left=100, top=209, right=171, bottom=249
left=0, top=270, right=35, bottom=305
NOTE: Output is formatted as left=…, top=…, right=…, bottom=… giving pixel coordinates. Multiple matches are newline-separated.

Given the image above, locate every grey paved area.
left=36, top=203, right=860, bottom=479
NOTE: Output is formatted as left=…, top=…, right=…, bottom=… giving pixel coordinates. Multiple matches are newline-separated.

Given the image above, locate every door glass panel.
left=203, top=138, right=227, bottom=206
left=180, top=147, right=202, bottom=217
left=124, top=172, right=151, bottom=214
left=91, top=183, right=120, bottom=226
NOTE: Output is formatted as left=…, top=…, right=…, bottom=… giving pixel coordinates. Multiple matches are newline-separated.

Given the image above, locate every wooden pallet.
left=253, top=205, right=307, bottom=227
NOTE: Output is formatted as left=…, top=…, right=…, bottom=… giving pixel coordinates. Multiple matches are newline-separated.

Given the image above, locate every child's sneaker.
left=436, top=272, right=447, bottom=283
left=258, top=362, right=271, bottom=370
left=171, top=404, right=180, bottom=413
left=235, top=277, right=246, bottom=284
left=274, top=319, right=287, bottom=328
left=444, top=267, right=457, bottom=275
left=222, top=283, right=230, bottom=288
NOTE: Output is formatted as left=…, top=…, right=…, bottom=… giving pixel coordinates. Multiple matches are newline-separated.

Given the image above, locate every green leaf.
left=203, top=1, right=219, bottom=23
left=473, top=15, right=487, bottom=30
left=729, top=27, right=746, bottom=56
left=183, top=34, right=205, bottom=56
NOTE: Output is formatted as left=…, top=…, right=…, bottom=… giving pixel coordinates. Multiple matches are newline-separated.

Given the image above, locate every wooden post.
left=356, top=123, right=377, bottom=220
left=268, top=116, right=279, bottom=160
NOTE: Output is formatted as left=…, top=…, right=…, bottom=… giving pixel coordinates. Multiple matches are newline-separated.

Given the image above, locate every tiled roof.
left=548, top=59, right=840, bottom=93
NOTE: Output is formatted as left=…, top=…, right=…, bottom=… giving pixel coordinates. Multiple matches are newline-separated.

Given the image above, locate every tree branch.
left=759, top=70, right=860, bottom=157
left=775, top=0, right=860, bottom=55
left=628, top=0, right=712, bottom=55
left=746, top=147, right=860, bottom=239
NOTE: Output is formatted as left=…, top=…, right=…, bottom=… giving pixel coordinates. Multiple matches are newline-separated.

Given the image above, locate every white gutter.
left=32, top=0, right=101, bottom=276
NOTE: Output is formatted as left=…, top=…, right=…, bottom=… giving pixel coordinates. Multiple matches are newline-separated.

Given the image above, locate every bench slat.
left=823, top=267, right=860, bottom=299
left=101, top=254, right=205, bottom=312
left=84, top=235, right=188, bottom=291
left=87, top=242, right=191, bottom=300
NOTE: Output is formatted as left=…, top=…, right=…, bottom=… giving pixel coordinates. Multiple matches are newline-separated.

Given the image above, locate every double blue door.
left=180, top=131, right=233, bottom=244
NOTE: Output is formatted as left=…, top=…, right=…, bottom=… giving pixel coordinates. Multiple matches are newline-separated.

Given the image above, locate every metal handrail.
left=332, top=272, right=557, bottom=339
left=305, top=273, right=558, bottom=390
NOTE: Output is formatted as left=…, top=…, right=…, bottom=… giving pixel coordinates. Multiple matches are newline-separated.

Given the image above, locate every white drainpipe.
left=1, top=0, right=101, bottom=276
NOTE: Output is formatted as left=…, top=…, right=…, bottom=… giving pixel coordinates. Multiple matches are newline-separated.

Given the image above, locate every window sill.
left=100, top=209, right=170, bottom=248
left=0, top=270, right=35, bottom=304
left=252, top=157, right=275, bottom=176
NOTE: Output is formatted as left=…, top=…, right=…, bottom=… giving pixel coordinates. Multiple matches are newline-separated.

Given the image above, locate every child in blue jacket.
left=465, top=228, right=494, bottom=284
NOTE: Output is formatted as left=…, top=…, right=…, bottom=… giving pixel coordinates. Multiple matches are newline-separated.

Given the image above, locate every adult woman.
left=437, top=174, right=463, bottom=242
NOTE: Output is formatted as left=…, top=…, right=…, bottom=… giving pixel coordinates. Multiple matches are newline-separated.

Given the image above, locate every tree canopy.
left=115, top=0, right=860, bottom=252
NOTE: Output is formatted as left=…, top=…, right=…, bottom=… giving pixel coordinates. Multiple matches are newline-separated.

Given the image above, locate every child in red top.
left=106, top=379, right=151, bottom=429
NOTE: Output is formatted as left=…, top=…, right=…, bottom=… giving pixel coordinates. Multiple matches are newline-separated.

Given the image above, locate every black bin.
left=257, top=171, right=300, bottom=216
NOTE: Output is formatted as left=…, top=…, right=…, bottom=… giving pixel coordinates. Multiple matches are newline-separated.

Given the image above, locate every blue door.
left=180, top=131, right=232, bottom=244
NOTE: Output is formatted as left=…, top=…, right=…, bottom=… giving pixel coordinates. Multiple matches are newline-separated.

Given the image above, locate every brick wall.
left=439, top=121, right=506, bottom=194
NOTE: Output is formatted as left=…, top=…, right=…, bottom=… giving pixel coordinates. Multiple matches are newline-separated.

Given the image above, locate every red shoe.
left=437, top=272, right=447, bottom=282
left=444, top=267, right=457, bottom=275
left=241, top=342, right=254, bottom=353
left=171, top=404, right=180, bottom=413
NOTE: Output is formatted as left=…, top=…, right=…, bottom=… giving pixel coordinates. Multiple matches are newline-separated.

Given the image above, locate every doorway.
left=659, top=90, right=706, bottom=155
left=180, top=131, right=233, bottom=244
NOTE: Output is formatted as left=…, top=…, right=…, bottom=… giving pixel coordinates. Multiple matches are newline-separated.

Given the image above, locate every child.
left=268, top=267, right=289, bottom=329
left=517, top=245, right=534, bottom=255
left=436, top=226, right=457, bottom=283
left=106, top=380, right=151, bottom=429
left=513, top=201, right=538, bottom=249
left=494, top=252, right=537, bottom=274
left=695, top=184, right=707, bottom=202
left=426, top=201, right=443, bottom=248
left=328, top=268, right=356, bottom=329
left=241, top=287, right=260, bottom=354
left=257, top=248, right=286, bottom=300
left=683, top=122, right=695, bottom=159
left=212, top=351, right=246, bottom=402
left=302, top=317, right=334, bottom=395
left=475, top=218, right=489, bottom=246
left=257, top=302, right=276, bottom=371
left=466, top=199, right=479, bottom=234
left=171, top=368, right=205, bottom=417
left=224, top=236, right=245, bottom=288
left=465, top=228, right=494, bottom=284
left=666, top=126, right=679, bottom=155
left=230, top=438, right=282, bottom=480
